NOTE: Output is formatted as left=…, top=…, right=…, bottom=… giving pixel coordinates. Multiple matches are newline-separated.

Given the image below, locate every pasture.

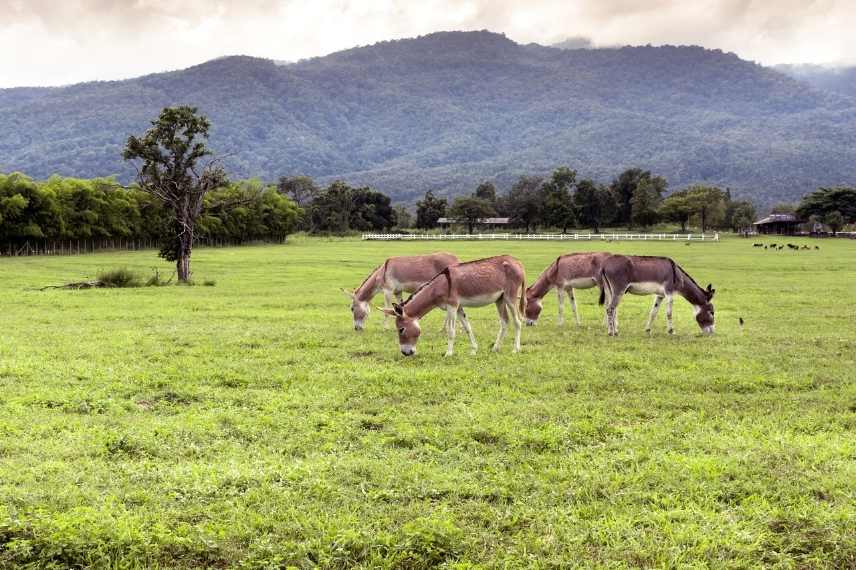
left=1, top=237, right=854, bottom=568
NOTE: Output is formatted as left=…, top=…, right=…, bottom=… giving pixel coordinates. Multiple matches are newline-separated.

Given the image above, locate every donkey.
left=381, top=255, right=526, bottom=356
left=597, top=255, right=716, bottom=336
left=342, top=252, right=459, bottom=330
left=524, top=252, right=611, bottom=326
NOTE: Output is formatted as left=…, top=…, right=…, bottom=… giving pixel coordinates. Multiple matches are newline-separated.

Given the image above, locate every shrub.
left=96, top=268, right=142, bottom=288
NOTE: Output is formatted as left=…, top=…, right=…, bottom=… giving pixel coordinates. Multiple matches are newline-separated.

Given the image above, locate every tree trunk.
left=176, top=218, right=194, bottom=283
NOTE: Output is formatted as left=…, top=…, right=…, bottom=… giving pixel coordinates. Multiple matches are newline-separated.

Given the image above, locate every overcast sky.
left=2, top=0, right=854, bottom=88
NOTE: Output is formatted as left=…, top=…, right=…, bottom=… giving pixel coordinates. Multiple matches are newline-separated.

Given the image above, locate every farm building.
left=753, top=213, right=803, bottom=235
left=437, top=217, right=510, bottom=229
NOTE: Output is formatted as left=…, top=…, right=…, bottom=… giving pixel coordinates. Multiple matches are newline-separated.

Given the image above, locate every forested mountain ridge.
left=2, top=30, right=856, bottom=206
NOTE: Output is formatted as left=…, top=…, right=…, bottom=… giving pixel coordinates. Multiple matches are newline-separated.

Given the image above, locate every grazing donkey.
left=524, top=252, right=610, bottom=326
left=342, top=252, right=459, bottom=330
left=381, top=255, right=526, bottom=356
left=598, top=255, right=716, bottom=336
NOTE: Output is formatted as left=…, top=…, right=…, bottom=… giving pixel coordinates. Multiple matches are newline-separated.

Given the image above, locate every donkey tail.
left=598, top=268, right=611, bottom=306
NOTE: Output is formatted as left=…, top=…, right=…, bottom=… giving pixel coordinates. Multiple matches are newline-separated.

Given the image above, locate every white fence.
left=363, top=233, right=720, bottom=242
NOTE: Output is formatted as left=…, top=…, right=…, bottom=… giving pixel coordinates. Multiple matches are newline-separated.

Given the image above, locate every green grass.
left=1, top=236, right=854, bottom=568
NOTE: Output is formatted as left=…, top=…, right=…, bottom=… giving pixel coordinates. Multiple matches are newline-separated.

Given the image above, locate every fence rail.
left=0, top=237, right=287, bottom=257
left=363, top=232, right=720, bottom=242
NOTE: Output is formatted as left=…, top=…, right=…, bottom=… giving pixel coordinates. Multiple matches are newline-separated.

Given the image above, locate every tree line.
left=0, top=173, right=301, bottom=246
left=411, top=167, right=760, bottom=234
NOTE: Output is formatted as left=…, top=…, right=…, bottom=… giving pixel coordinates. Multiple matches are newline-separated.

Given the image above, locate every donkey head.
left=524, top=287, right=543, bottom=325
left=342, top=288, right=369, bottom=331
left=694, top=284, right=716, bottom=335
left=380, top=303, right=421, bottom=356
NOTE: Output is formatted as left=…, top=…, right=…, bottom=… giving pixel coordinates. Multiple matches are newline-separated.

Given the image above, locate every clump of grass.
left=95, top=268, right=142, bottom=288
left=203, top=279, right=217, bottom=287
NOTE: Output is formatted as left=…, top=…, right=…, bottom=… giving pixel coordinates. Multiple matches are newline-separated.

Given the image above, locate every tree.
left=474, top=181, right=497, bottom=206
left=542, top=167, right=577, bottom=232
left=630, top=179, right=660, bottom=228
left=770, top=203, right=798, bottom=215
left=123, top=106, right=227, bottom=282
left=349, top=187, right=395, bottom=231
left=393, top=205, right=412, bottom=229
left=506, top=175, right=545, bottom=232
left=610, top=168, right=667, bottom=227
left=448, top=196, right=495, bottom=234
left=573, top=179, right=616, bottom=233
left=726, top=200, right=757, bottom=232
left=277, top=175, right=319, bottom=208
left=415, top=191, right=447, bottom=229
left=658, top=190, right=694, bottom=232
left=825, top=210, right=844, bottom=236
left=684, top=185, right=727, bottom=232
left=797, top=187, right=856, bottom=222
left=308, top=181, right=352, bottom=233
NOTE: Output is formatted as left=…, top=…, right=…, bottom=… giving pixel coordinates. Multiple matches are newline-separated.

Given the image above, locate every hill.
left=2, top=30, right=856, bottom=205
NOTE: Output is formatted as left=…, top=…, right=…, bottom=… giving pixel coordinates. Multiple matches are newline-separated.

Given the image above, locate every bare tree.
left=123, top=106, right=227, bottom=282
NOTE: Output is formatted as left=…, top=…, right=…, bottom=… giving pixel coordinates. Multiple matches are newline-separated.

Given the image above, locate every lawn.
left=1, top=236, right=854, bottom=568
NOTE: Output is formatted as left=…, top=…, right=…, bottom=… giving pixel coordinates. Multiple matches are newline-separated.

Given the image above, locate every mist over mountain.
left=776, top=63, right=856, bottom=98
left=2, top=30, right=855, bottom=206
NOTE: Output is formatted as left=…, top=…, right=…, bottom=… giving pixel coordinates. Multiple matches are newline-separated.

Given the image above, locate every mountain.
left=776, top=64, right=856, bottom=98
left=2, top=30, right=856, bottom=206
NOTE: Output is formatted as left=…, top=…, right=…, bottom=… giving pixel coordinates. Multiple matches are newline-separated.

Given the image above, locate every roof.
left=754, top=214, right=802, bottom=225
left=437, top=217, right=510, bottom=224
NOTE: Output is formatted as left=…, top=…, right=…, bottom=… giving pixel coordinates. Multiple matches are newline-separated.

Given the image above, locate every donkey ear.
left=378, top=306, right=396, bottom=316
left=340, top=288, right=355, bottom=299
left=706, top=284, right=716, bottom=299
left=392, top=303, right=404, bottom=316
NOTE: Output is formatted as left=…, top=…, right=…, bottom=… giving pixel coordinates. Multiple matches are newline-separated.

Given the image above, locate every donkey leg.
left=606, top=293, right=623, bottom=336
left=568, top=287, right=581, bottom=326
left=493, top=300, right=509, bottom=352
left=665, top=294, right=674, bottom=334
left=382, top=289, right=394, bottom=329
left=457, top=307, right=478, bottom=354
left=444, top=306, right=458, bottom=357
left=645, top=295, right=664, bottom=333
left=507, top=296, right=523, bottom=353
left=556, top=287, right=565, bottom=326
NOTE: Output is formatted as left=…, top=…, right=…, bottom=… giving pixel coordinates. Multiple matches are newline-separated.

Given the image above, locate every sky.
left=1, top=0, right=854, bottom=88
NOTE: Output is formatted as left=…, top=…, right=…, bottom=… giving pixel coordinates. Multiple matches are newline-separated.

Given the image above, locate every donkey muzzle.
left=400, top=344, right=415, bottom=357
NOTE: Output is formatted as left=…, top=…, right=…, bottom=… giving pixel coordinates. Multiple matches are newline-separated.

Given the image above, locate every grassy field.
left=1, top=236, right=854, bottom=568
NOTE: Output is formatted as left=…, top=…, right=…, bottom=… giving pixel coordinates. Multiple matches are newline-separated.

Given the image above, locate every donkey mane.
left=355, top=263, right=383, bottom=295
left=402, top=267, right=449, bottom=306
left=673, top=261, right=704, bottom=294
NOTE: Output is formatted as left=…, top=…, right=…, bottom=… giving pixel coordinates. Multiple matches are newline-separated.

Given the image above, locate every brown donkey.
left=381, top=255, right=526, bottom=356
left=342, top=252, right=459, bottom=330
left=598, top=255, right=716, bottom=336
left=524, top=252, right=611, bottom=326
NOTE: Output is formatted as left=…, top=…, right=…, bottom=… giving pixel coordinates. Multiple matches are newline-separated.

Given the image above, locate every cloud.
left=1, top=0, right=854, bottom=87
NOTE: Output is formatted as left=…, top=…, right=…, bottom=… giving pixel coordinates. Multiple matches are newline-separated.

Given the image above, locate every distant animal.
left=739, top=317, right=745, bottom=333
left=753, top=243, right=764, bottom=247
left=802, top=245, right=810, bottom=250
left=342, top=252, right=459, bottom=330
left=382, top=255, right=526, bottom=356
left=524, top=252, right=610, bottom=326
left=815, top=245, right=820, bottom=250
left=764, top=245, right=768, bottom=249
left=597, top=255, right=715, bottom=336
left=778, top=245, right=784, bottom=250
